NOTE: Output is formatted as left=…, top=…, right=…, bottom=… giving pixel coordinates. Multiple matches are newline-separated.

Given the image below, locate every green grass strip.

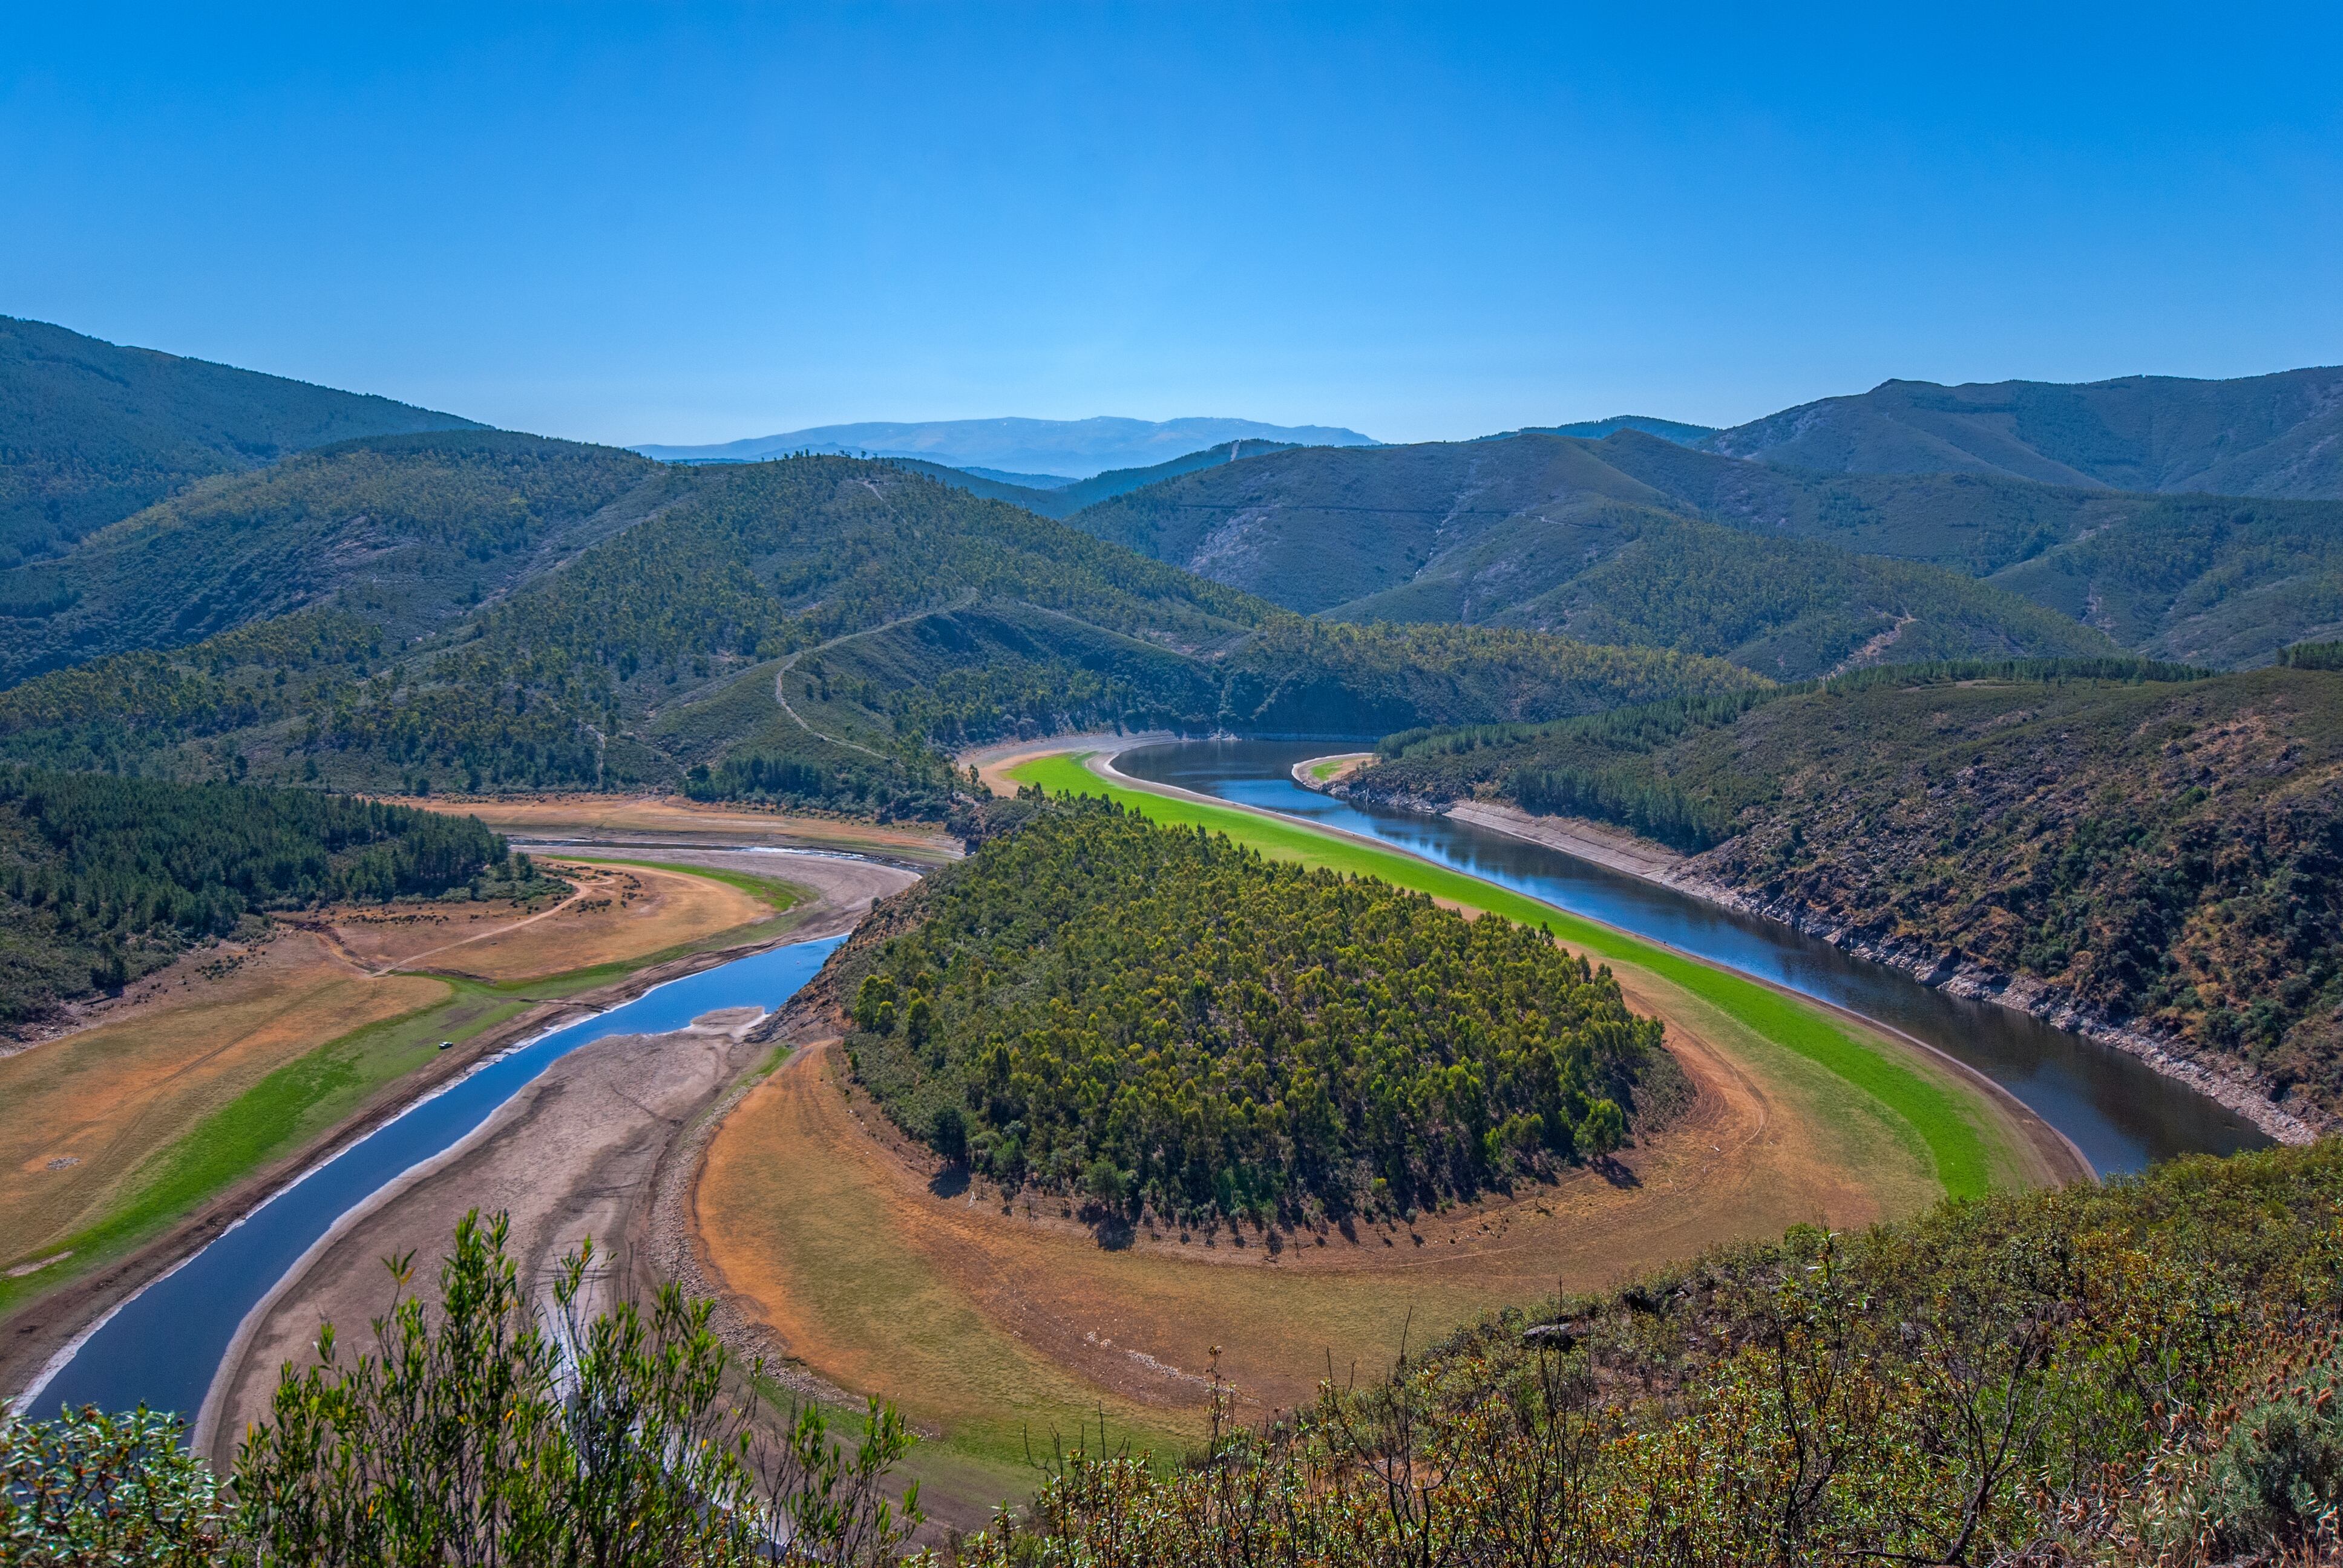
left=0, top=983, right=532, bottom=1317
left=1008, top=752, right=1992, bottom=1201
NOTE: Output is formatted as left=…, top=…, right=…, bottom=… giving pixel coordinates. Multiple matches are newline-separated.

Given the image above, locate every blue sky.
left=6, top=4, right=2339, bottom=445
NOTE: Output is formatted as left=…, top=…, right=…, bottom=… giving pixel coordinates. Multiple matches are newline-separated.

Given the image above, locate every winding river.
left=22, top=739, right=2272, bottom=1422
left=28, top=936, right=842, bottom=1421
left=1116, top=738, right=2269, bottom=1177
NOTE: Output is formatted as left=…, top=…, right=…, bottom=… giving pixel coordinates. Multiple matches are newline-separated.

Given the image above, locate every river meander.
left=1118, top=737, right=2268, bottom=1178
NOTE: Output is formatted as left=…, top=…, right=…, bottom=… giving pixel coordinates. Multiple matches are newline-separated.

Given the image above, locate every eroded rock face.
left=1653, top=862, right=2323, bottom=1145
left=1654, top=687, right=2342, bottom=1140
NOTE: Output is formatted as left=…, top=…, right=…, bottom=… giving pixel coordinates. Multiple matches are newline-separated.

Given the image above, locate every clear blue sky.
left=7, top=4, right=2339, bottom=446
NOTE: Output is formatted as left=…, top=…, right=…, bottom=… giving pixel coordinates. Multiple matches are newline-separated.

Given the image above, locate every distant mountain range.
left=7, top=308, right=2343, bottom=724
left=1703, top=368, right=2343, bottom=498
left=889, top=440, right=1298, bottom=520
left=1500, top=416, right=1717, bottom=445
left=631, top=416, right=1378, bottom=478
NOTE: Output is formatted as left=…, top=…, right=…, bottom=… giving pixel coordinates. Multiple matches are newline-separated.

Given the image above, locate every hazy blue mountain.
left=630, top=415, right=1376, bottom=477
left=0, top=315, right=482, bottom=566
left=1703, top=368, right=2343, bottom=498
left=959, top=466, right=1078, bottom=488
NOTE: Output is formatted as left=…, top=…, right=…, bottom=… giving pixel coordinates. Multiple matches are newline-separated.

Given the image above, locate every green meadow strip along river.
left=1006, top=751, right=1995, bottom=1201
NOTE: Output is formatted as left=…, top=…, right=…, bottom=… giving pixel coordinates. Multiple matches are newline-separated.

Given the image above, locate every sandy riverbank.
left=191, top=844, right=919, bottom=1460
left=1, top=844, right=915, bottom=1410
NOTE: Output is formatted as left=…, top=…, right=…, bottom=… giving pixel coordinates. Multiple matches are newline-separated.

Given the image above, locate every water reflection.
left=1119, top=738, right=2267, bottom=1177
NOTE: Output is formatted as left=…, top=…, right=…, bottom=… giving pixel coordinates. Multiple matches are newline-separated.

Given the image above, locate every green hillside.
left=1702, top=367, right=2343, bottom=498
left=1363, top=660, right=2343, bottom=1124
left=0, top=316, right=480, bottom=566
left=0, top=457, right=1758, bottom=814
left=1069, top=426, right=2343, bottom=668
left=0, top=431, right=661, bottom=686
left=1588, top=427, right=2343, bottom=659
left=1068, top=435, right=2115, bottom=676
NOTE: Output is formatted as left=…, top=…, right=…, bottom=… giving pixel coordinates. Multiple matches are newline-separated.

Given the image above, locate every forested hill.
left=822, top=798, right=1666, bottom=1226
left=0, top=431, right=663, bottom=686
left=1070, top=428, right=2343, bottom=667
left=1066, top=435, right=2116, bottom=676
left=0, top=768, right=533, bottom=1027
left=0, top=456, right=1760, bottom=816
left=1701, top=367, right=2343, bottom=498
left=1357, top=658, right=2343, bottom=1129
left=0, top=316, right=480, bottom=567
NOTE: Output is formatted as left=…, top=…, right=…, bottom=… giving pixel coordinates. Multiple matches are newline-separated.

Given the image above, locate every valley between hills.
left=8, top=315, right=2343, bottom=1558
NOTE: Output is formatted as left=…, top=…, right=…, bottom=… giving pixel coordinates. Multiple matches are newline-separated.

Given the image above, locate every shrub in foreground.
left=955, top=1140, right=2343, bottom=1567
left=2, top=1211, right=920, bottom=1566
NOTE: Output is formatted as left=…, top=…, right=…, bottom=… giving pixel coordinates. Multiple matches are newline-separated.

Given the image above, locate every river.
left=1116, top=737, right=2268, bottom=1176
left=28, top=935, right=843, bottom=1421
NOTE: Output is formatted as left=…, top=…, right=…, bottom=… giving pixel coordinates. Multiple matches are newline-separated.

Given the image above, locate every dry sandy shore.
left=200, top=1007, right=769, bottom=1460
left=194, top=844, right=917, bottom=1463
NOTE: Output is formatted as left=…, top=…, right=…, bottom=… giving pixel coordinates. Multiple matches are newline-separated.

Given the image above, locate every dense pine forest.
left=1359, top=656, right=2343, bottom=1125
left=0, top=430, right=661, bottom=685
left=828, top=799, right=1666, bottom=1225
left=0, top=766, right=531, bottom=1025
left=0, top=316, right=479, bottom=567
left=0, top=455, right=1766, bottom=814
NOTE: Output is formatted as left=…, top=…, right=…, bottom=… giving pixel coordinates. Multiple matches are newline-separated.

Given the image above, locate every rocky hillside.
left=1358, top=661, right=2343, bottom=1132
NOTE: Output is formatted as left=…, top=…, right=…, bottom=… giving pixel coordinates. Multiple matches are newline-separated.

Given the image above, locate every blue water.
left=1121, top=739, right=2268, bottom=1177
left=36, top=935, right=842, bottom=1420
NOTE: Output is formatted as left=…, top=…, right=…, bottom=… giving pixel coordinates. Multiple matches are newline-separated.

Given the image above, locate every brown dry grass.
left=694, top=972, right=1913, bottom=1481
left=382, top=795, right=958, bottom=861
left=2, top=858, right=790, bottom=1280
left=0, top=934, right=447, bottom=1261
left=324, top=862, right=768, bottom=981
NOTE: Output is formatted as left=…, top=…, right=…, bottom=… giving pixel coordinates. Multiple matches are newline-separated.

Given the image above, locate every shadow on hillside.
left=928, top=1166, right=970, bottom=1199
